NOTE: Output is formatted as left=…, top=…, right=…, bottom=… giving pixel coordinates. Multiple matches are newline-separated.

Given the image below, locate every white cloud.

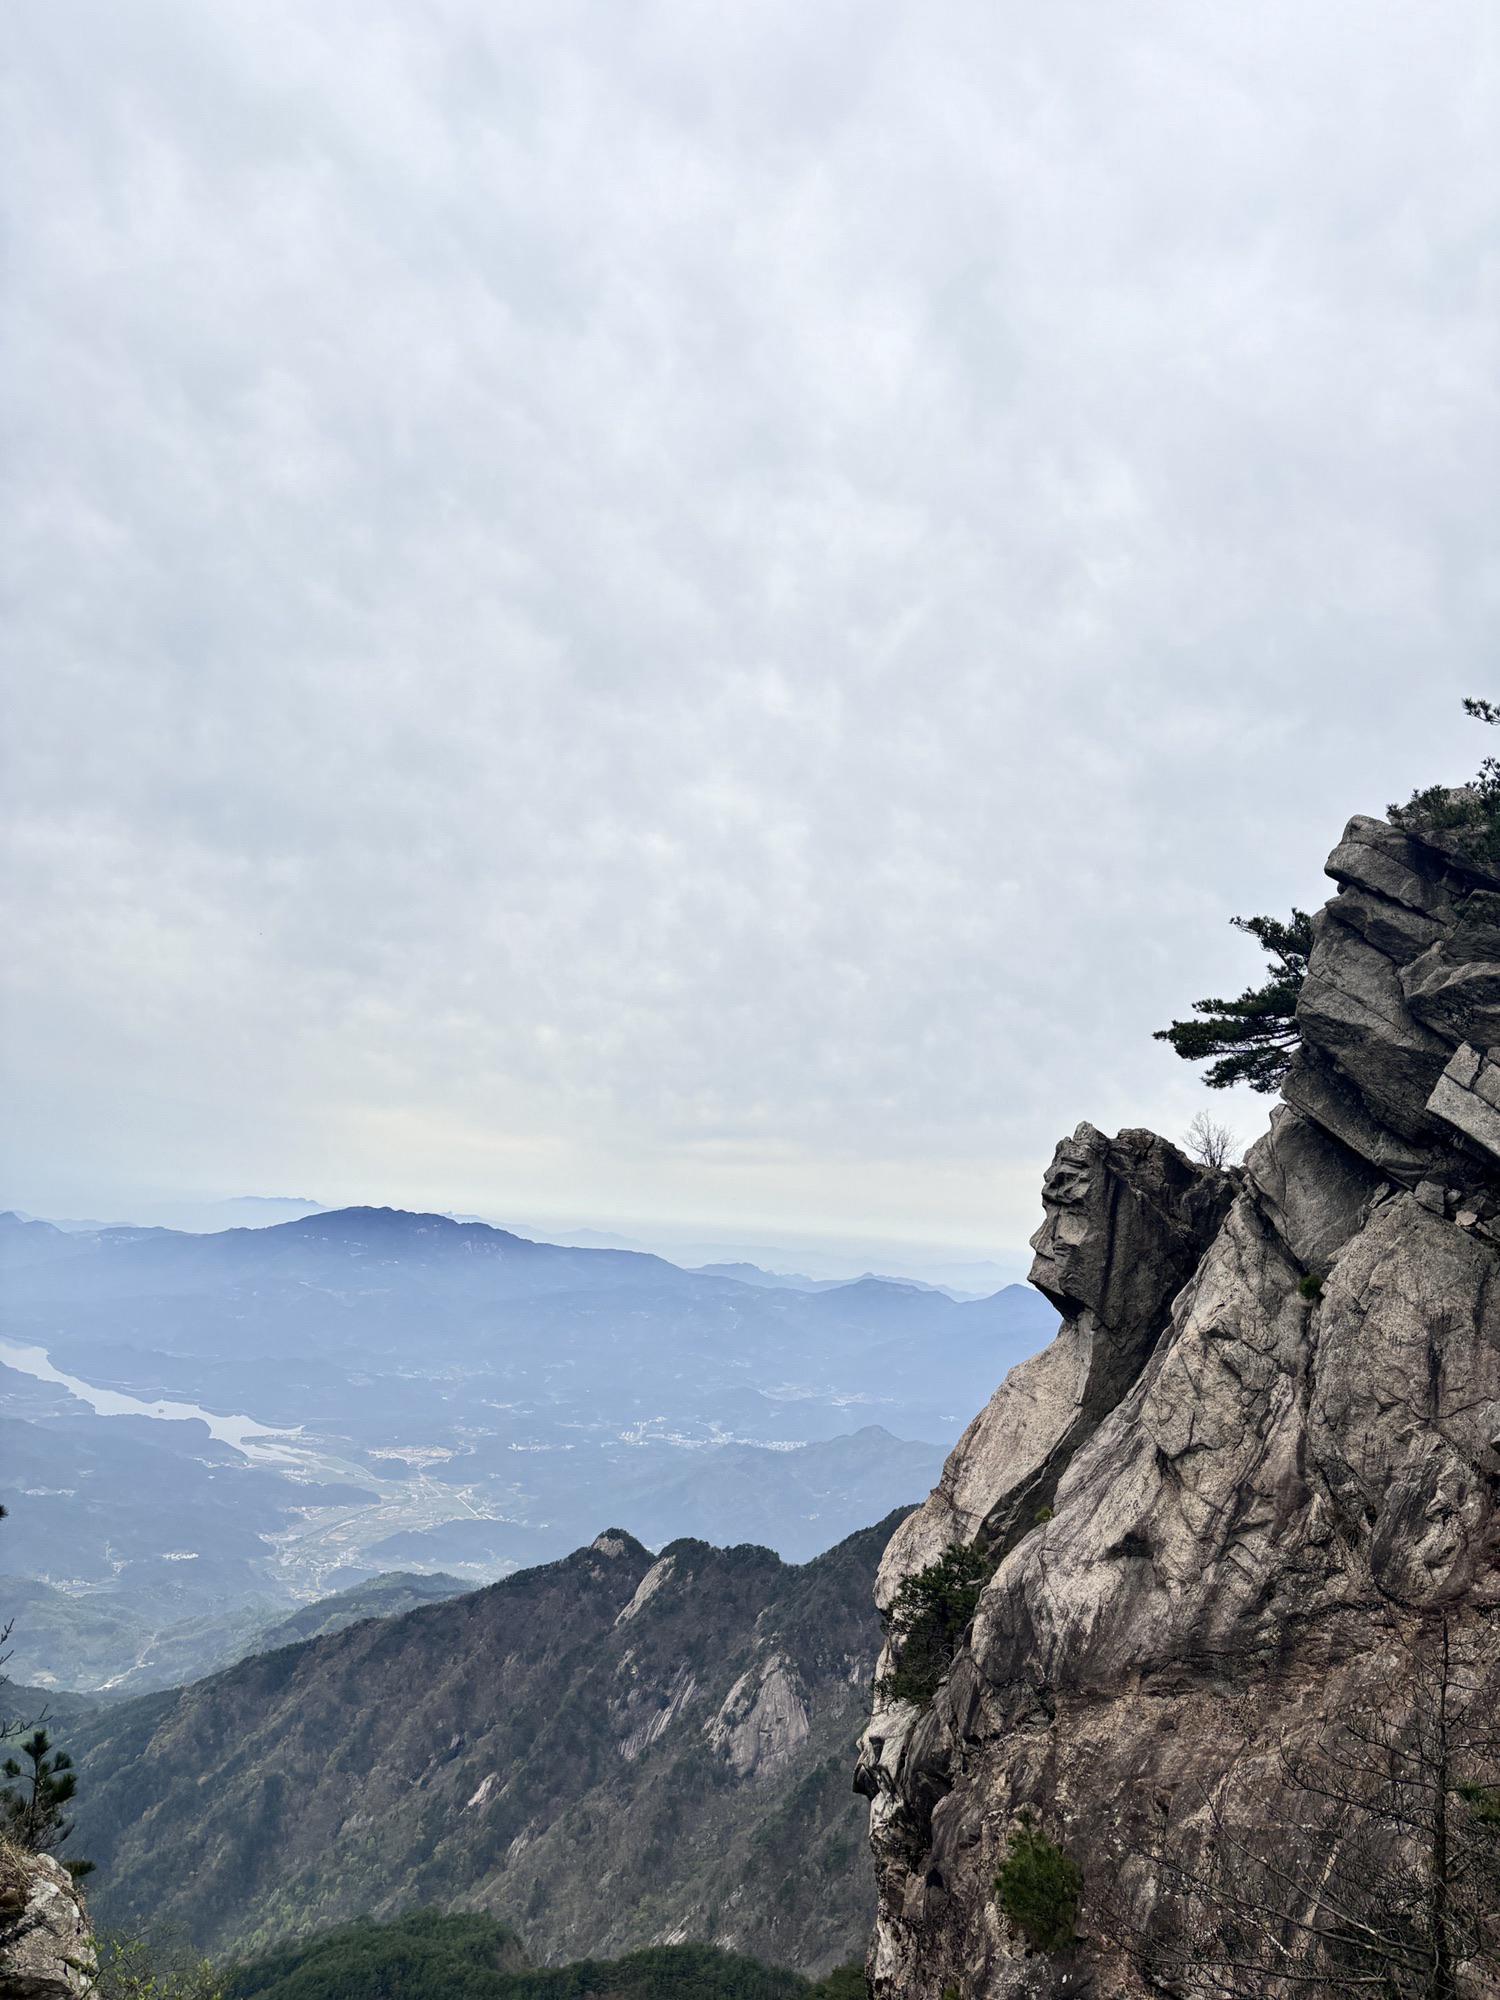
left=4, top=0, right=1497, bottom=1245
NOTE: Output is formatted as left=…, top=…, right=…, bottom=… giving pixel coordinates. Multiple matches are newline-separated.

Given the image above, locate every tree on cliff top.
left=1389, top=696, right=1500, bottom=860
left=1154, top=910, right=1314, bottom=1093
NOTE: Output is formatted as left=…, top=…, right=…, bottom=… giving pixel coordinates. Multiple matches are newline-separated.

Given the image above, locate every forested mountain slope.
left=72, top=1513, right=909, bottom=1974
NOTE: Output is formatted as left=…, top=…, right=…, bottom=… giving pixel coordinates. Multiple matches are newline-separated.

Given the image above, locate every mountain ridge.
left=69, top=1511, right=912, bottom=1974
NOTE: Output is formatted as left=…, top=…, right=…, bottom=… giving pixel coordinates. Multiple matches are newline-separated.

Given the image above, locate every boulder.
left=858, top=1128, right=1233, bottom=1911
left=1325, top=812, right=1462, bottom=920
left=1427, top=1041, right=1500, bottom=1165
left=0, top=1850, right=95, bottom=1998
left=1242, top=1103, right=1380, bottom=1274
left=1402, top=890, right=1500, bottom=1046
left=872, top=1125, right=1232, bottom=1605
left=1295, top=909, right=1453, bottom=1142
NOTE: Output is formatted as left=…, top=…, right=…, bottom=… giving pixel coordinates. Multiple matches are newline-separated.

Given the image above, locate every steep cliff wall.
left=858, top=813, right=1500, bottom=1998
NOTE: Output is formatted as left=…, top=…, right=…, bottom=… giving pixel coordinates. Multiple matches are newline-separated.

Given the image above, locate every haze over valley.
left=0, top=1201, right=1051, bottom=1690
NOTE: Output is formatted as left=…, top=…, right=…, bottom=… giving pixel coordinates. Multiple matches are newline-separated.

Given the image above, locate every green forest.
left=222, top=1912, right=865, bottom=2000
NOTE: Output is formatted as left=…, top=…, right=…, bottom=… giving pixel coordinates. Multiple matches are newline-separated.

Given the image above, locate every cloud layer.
left=5, top=1, right=1498, bottom=1246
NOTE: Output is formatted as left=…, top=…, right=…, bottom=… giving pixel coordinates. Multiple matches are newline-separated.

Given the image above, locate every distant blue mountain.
left=0, top=1204, right=1057, bottom=1688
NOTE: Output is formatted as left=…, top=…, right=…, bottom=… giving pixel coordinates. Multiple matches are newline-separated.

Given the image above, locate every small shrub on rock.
left=873, top=1543, right=991, bottom=1709
left=995, top=1810, right=1081, bottom=1954
left=1390, top=696, right=1500, bottom=862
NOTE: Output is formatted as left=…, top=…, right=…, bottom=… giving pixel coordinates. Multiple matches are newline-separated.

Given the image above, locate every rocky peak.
left=858, top=808, right=1500, bottom=1999
left=872, top=1127, right=1231, bottom=1606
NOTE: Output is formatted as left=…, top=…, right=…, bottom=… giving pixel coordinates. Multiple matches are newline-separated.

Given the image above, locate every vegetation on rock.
left=1, top=1726, right=92, bottom=1877
left=874, top=1543, right=990, bottom=1710
left=1390, top=696, right=1500, bottom=862
left=97, top=1928, right=225, bottom=2000
left=1153, top=910, right=1314, bottom=1092
left=994, top=1812, right=1080, bottom=1954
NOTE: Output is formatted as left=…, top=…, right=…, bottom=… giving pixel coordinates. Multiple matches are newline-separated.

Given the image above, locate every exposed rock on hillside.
left=858, top=810, right=1500, bottom=1998
left=875, top=1126, right=1232, bottom=1596
left=0, top=1847, right=95, bottom=1998
left=72, top=1514, right=909, bottom=1974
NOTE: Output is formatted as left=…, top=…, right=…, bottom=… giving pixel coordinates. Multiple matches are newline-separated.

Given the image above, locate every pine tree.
left=1153, top=910, right=1314, bottom=1093
left=874, top=1542, right=991, bottom=1708
left=2, top=1728, right=92, bottom=1878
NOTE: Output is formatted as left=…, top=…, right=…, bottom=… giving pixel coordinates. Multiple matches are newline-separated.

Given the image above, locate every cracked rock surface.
left=857, top=811, right=1500, bottom=1999
left=0, top=1851, right=96, bottom=1998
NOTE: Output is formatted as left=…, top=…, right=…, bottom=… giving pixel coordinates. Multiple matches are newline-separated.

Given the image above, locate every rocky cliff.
left=0, top=1846, right=94, bottom=1998
left=857, top=812, right=1500, bottom=1998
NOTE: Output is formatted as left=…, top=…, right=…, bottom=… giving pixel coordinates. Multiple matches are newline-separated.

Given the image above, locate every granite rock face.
left=0, top=1850, right=95, bottom=1999
left=858, top=810, right=1500, bottom=1999
left=873, top=1127, right=1232, bottom=1606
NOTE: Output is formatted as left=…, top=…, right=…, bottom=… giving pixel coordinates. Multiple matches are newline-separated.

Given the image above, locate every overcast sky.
left=4, top=1, right=1498, bottom=1254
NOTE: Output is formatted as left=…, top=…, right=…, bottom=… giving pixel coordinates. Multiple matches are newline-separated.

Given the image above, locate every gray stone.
left=0, top=1851, right=95, bottom=1998
left=1324, top=813, right=1458, bottom=917
left=1026, top=1123, right=1232, bottom=1326
left=1324, top=882, right=1446, bottom=964
left=875, top=1125, right=1232, bottom=1607
left=1394, top=808, right=1500, bottom=893
left=1282, top=1047, right=1451, bottom=1184
left=1243, top=1105, right=1377, bottom=1274
left=860, top=1127, right=1233, bottom=1877
left=1401, top=890, right=1500, bottom=1046
left=1295, top=911, right=1454, bottom=1143
left=863, top=1170, right=1500, bottom=2000
left=1427, top=1041, right=1500, bottom=1165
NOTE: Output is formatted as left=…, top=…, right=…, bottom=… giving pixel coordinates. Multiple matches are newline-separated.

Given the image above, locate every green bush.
left=807, top=1967, right=865, bottom=2000
left=873, top=1543, right=991, bottom=1709
left=1153, top=910, right=1314, bottom=1094
left=226, top=1920, right=809, bottom=2000
left=994, top=1812, right=1080, bottom=1954
left=97, top=1930, right=224, bottom=2000
left=224, top=1911, right=525, bottom=2000
left=1298, top=1272, right=1324, bottom=1301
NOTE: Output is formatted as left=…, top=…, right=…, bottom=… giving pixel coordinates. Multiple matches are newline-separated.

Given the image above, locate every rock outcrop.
left=858, top=810, right=1500, bottom=1998
left=0, top=1849, right=95, bottom=1998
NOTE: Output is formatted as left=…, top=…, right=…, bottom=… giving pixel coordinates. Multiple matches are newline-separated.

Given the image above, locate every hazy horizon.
left=5, top=3, right=1497, bottom=1245
left=4, top=1186, right=1035, bottom=1289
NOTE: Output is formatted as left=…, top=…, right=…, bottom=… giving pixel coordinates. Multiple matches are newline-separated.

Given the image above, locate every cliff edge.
left=857, top=812, right=1500, bottom=1997
left=0, top=1847, right=95, bottom=1999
